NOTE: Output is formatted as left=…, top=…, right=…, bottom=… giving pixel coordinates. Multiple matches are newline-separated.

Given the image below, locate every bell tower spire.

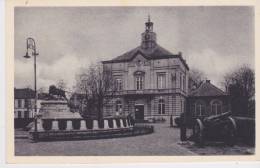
left=141, top=15, right=157, bottom=49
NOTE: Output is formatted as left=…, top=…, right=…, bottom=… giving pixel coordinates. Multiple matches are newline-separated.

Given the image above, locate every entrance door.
left=135, top=105, right=144, bottom=120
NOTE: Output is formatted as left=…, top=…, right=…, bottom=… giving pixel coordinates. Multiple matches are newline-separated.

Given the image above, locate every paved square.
left=15, top=123, right=195, bottom=156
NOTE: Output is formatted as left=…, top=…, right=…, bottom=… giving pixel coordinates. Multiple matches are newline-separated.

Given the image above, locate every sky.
left=14, top=6, right=254, bottom=91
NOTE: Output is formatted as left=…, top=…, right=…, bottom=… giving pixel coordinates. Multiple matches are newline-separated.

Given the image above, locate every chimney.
left=178, top=51, right=182, bottom=57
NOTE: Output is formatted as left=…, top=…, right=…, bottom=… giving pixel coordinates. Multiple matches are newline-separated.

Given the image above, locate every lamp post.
left=24, top=38, right=39, bottom=139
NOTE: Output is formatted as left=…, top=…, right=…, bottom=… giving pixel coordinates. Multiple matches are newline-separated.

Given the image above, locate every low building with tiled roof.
left=102, top=16, right=189, bottom=122
left=189, top=80, right=227, bottom=97
left=187, top=80, right=230, bottom=120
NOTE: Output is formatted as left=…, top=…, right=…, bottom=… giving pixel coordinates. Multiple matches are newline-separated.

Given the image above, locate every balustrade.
left=39, top=118, right=132, bottom=131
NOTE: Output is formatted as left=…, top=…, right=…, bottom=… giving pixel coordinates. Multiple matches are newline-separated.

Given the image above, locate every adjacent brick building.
left=187, top=80, right=230, bottom=120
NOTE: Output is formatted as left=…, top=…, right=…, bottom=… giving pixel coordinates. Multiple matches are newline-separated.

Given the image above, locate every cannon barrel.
left=203, top=111, right=231, bottom=123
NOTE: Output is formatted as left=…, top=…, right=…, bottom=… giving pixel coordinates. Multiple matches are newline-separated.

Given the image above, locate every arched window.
left=211, top=100, right=222, bottom=115
left=158, top=98, right=165, bottom=114
left=195, top=100, right=206, bottom=116
left=115, top=100, right=122, bottom=113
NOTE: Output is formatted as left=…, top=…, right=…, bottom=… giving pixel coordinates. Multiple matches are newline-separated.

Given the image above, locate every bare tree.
left=222, top=65, right=255, bottom=116
left=38, top=87, right=47, bottom=94
left=222, top=65, right=254, bottom=99
left=56, top=79, right=67, bottom=91
left=188, top=68, right=207, bottom=90
left=74, top=63, right=117, bottom=120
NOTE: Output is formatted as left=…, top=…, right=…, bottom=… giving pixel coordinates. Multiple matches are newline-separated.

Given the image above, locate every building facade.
left=14, top=88, right=53, bottom=128
left=14, top=88, right=35, bottom=119
left=186, top=80, right=230, bottom=124
left=102, top=17, right=189, bottom=121
left=14, top=88, right=36, bottom=128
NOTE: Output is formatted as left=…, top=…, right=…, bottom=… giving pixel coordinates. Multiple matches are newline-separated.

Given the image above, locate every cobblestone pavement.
left=180, top=141, right=255, bottom=155
left=15, top=123, right=196, bottom=156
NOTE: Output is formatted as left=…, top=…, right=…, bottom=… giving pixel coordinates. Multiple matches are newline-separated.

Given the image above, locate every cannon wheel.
left=193, top=119, right=204, bottom=146
left=224, top=117, right=237, bottom=146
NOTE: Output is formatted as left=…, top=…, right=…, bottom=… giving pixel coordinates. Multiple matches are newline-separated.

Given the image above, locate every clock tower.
left=141, top=15, right=157, bottom=50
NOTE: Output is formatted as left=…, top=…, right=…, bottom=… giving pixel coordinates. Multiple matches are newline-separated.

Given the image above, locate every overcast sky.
left=14, top=7, right=254, bottom=91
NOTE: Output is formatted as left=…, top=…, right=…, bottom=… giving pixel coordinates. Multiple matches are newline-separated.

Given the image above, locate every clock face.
left=145, top=34, right=150, bottom=39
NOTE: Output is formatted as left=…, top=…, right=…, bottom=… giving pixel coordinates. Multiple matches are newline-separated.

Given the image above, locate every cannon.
left=192, top=111, right=237, bottom=146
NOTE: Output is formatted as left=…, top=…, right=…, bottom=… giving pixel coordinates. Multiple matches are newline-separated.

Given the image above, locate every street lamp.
left=23, top=37, right=39, bottom=139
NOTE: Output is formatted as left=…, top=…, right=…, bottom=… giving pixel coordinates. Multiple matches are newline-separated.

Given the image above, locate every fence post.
left=120, top=119, right=125, bottom=128
left=93, top=120, right=99, bottom=130
left=113, top=119, right=117, bottom=128
left=104, top=119, right=109, bottom=129
left=80, top=120, right=87, bottom=130
left=52, top=120, right=59, bottom=130
left=67, top=120, right=73, bottom=130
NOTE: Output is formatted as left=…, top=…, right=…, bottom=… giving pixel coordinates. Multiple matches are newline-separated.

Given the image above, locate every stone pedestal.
left=104, top=120, right=109, bottom=129
left=67, top=120, right=73, bottom=130
left=93, top=120, right=99, bottom=130
left=80, top=120, right=87, bottom=130
left=52, top=120, right=59, bottom=130
left=113, top=119, right=117, bottom=128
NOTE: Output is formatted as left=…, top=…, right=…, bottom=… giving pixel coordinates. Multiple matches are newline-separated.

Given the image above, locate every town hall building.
left=102, top=17, right=189, bottom=121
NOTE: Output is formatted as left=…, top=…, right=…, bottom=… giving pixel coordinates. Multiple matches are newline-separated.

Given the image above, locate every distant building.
left=187, top=80, right=230, bottom=120
left=14, top=88, right=35, bottom=119
left=14, top=88, right=53, bottom=128
left=102, top=17, right=189, bottom=121
left=14, top=88, right=36, bottom=128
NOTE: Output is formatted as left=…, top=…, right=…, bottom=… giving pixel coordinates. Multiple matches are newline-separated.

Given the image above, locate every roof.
left=14, top=88, right=35, bottom=99
left=189, top=80, right=228, bottom=97
left=38, top=92, right=56, bottom=100
left=102, top=45, right=189, bottom=70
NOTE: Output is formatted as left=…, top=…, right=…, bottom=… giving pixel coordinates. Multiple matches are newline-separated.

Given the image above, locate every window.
left=195, top=101, right=206, bottom=116
left=24, top=99, right=29, bottom=108
left=18, top=111, right=22, bottom=118
left=136, top=75, right=144, bottom=90
left=211, top=100, right=222, bottom=115
left=18, top=99, right=22, bottom=108
left=183, top=76, right=185, bottom=91
left=158, top=98, right=165, bottom=114
left=180, top=75, right=182, bottom=90
left=24, top=111, right=29, bottom=118
left=115, top=100, right=122, bottom=113
left=180, top=100, right=183, bottom=113
left=157, top=73, right=166, bottom=89
left=116, top=78, right=123, bottom=91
